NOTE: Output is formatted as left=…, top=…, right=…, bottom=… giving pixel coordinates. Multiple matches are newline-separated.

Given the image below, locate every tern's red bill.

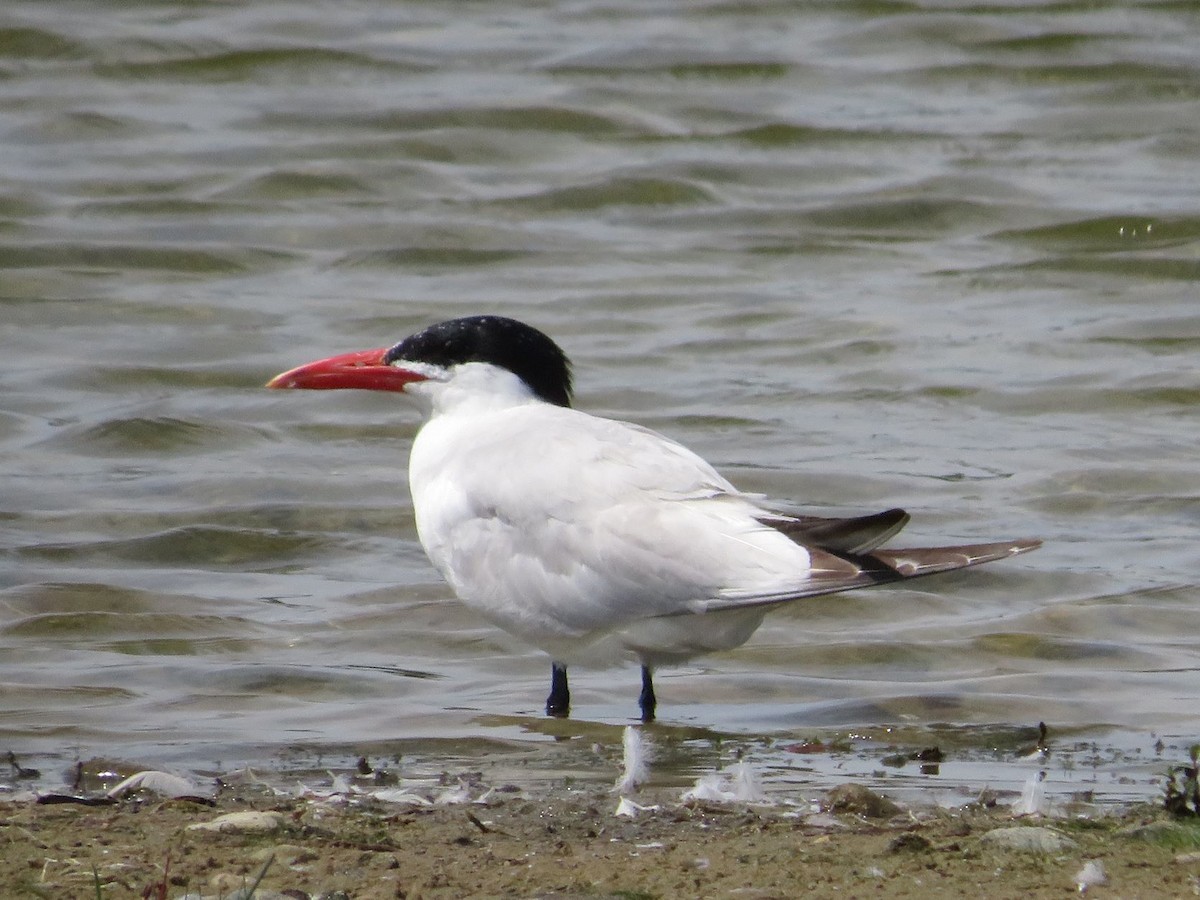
left=266, top=348, right=426, bottom=392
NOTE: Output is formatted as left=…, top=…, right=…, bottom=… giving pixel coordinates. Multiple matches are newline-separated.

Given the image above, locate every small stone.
left=824, top=783, right=902, bottom=819
left=252, top=843, right=312, bottom=866
left=979, top=825, right=1077, bottom=854
left=168, top=891, right=295, bottom=900
left=801, top=812, right=848, bottom=830
left=1119, top=820, right=1191, bottom=844
left=888, top=832, right=931, bottom=853
left=210, top=872, right=244, bottom=892
left=187, top=810, right=286, bottom=835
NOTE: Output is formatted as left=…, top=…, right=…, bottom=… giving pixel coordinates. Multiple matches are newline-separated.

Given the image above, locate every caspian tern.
left=267, top=315, right=1040, bottom=722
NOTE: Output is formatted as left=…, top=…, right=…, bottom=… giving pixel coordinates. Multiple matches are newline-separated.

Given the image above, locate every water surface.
left=2, top=0, right=1198, bottom=800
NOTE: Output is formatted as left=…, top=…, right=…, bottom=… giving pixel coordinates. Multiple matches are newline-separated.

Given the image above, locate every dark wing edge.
left=763, top=507, right=911, bottom=554
left=677, top=537, right=1042, bottom=616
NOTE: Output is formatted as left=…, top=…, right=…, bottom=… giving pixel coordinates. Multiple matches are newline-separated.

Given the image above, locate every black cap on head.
left=384, top=316, right=573, bottom=408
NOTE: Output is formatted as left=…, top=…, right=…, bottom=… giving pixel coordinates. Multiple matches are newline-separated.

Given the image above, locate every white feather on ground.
left=616, top=725, right=651, bottom=795
left=105, top=770, right=199, bottom=800
left=1074, top=859, right=1107, bottom=892
left=680, top=760, right=765, bottom=803
left=1012, top=770, right=1050, bottom=817
left=614, top=797, right=659, bottom=818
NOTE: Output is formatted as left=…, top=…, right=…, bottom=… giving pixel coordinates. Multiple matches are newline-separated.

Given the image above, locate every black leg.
left=546, top=662, right=570, bottom=718
left=639, top=665, right=656, bottom=722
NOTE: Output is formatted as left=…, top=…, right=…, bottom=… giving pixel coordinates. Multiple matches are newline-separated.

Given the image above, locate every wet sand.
left=5, top=752, right=1200, bottom=899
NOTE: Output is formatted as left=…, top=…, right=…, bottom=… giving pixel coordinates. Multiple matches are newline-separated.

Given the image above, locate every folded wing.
left=680, top=535, right=1042, bottom=615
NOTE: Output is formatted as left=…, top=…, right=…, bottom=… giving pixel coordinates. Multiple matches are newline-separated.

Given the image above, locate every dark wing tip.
left=768, top=507, right=911, bottom=554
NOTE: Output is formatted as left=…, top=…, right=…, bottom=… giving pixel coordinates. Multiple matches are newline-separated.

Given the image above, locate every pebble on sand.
left=186, top=810, right=287, bottom=835
left=979, top=825, right=1077, bottom=854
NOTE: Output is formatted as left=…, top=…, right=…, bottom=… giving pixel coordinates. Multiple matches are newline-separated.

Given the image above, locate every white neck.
left=406, top=361, right=545, bottom=419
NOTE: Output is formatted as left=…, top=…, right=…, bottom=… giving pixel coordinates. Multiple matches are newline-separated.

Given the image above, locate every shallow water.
left=2, top=1, right=1198, bottom=799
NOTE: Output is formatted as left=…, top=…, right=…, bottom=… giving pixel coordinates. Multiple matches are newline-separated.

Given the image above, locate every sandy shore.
left=5, top=755, right=1200, bottom=899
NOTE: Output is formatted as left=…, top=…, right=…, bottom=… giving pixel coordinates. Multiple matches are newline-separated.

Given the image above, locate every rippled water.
left=2, top=1, right=1198, bottom=797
